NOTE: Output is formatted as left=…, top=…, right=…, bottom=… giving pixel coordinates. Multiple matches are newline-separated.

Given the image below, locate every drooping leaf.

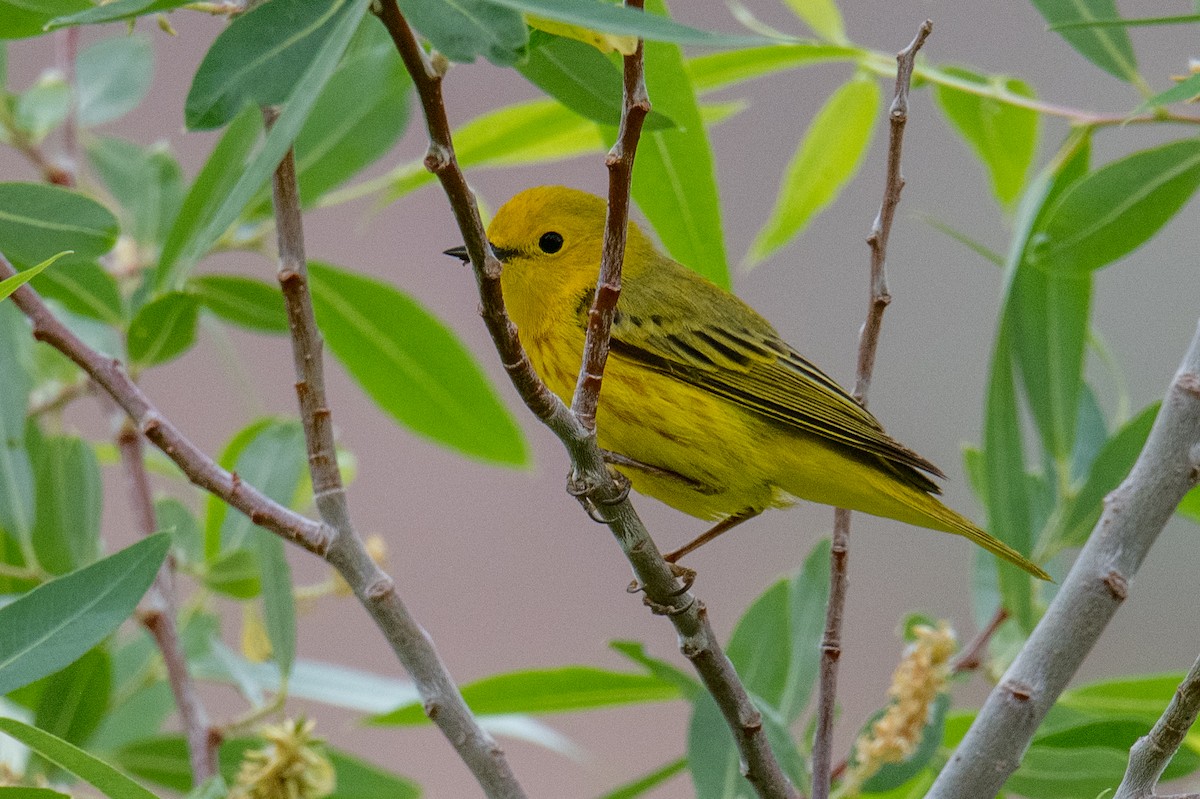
left=0, top=719, right=162, bottom=799
left=190, top=275, right=288, bottom=334
left=1033, top=137, right=1200, bottom=275
left=309, top=262, right=528, bottom=465
left=77, top=35, right=153, bottom=126
left=126, top=291, right=200, bottom=367
left=373, top=666, right=679, bottom=724
left=746, top=74, right=879, bottom=264
left=685, top=43, right=862, bottom=92
left=933, top=66, right=1038, bottom=207
left=0, top=534, right=169, bottom=696
left=395, top=0, right=527, bottom=65
left=0, top=183, right=118, bottom=267
left=31, top=434, right=102, bottom=574
left=1028, top=0, right=1139, bottom=82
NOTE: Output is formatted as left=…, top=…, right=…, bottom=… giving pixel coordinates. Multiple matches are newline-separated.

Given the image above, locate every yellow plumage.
left=481, top=186, right=1049, bottom=581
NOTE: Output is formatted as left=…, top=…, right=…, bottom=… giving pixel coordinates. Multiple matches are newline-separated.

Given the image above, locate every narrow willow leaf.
left=0, top=0, right=91, bottom=39
left=1034, top=137, right=1200, bottom=275
left=609, top=640, right=701, bottom=699
left=155, top=497, right=202, bottom=566
left=933, top=66, right=1038, bottom=208
left=309, top=262, right=528, bottom=465
left=625, top=0, right=728, bottom=288
left=0, top=252, right=69, bottom=302
left=34, top=259, right=124, bottom=325
left=156, top=107, right=261, bottom=289
left=782, top=0, right=845, bottom=42
left=0, top=303, right=34, bottom=546
left=31, top=434, right=102, bottom=574
left=396, top=0, right=527, bottom=65
left=201, top=548, right=261, bottom=598
left=517, top=32, right=672, bottom=130
left=485, top=0, right=770, bottom=48
left=595, top=757, right=688, bottom=799
left=747, top=75, right=879, bottom=264
left=0, top=788, right=71, bottom=798
left=190, top=275, right=288, bottom=334
left=687, top=694, right=805, bottom=799
left=185, top=0, right=355, bottom=130
left=1044, top=402, right=1159, bottom=556
left=0, top=534, right=168, bottom=696
left=126, top=291, right=200, bottom=367
left=1134, top=71, right=1200, bottom=114
left=77, top=35, right=153, bottom=127
left=525, top=13, right=637, bottom=55
left=0, top=719, right=162, bottom=799
left=203, top=417, right=275, bottom=559
left=0, top=184, right=118, bottom=266
left=48, top=0, right=192, bottom=29
left=32, top=647, right=111, bottom=756
left=686, top=43, right=863, bottom=92
left=87, top=137, right=185, bottom=248
left=163, top=0, right=364, bottom=288
left=1028, top=0, right=1139, bottom=82
left=372, top=666, right=680, bottom=724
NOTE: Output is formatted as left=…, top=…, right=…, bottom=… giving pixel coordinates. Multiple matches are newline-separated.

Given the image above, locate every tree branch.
left=1115, top=652, right=1200, bottom=799
left=115, top=418, right=219, bottom=781
left=262, top=112, right=527, bottom=798
left=926, top=320, right=1200, bottom=798
left=810, top=21, right=930, bottom=799
left=372, top=4, right=798, bottom=797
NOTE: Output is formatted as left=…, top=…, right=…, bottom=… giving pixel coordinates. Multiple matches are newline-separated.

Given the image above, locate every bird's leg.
left=663, top=508, right=762, bottom=563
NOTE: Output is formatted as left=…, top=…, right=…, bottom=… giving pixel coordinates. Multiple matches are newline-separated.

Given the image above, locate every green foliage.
left=0, top=719, right=162, bottom=799
left=0, top=184, right=118, bottom=267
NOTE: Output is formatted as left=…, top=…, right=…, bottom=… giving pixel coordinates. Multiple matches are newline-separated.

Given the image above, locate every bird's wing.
left=599, top=262, right=944, bottom=483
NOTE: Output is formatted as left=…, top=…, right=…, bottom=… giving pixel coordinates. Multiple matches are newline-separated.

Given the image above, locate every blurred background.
left=3, top=1, right=1199, bottom=796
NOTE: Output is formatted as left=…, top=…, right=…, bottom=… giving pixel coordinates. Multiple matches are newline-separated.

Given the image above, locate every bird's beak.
left=443, top=245, right=469, bottom=263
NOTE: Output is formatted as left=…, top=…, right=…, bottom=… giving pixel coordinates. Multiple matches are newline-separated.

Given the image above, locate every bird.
left=446, top=185, right=1049, bottom=581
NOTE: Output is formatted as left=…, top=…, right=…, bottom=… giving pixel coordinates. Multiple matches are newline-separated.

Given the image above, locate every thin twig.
left=926, top=322, right=1200, bottom=798
left=372, top=4, right=798, bottom=797
left=1115, top=653, right=1200, bottom=799
left=54, top=27, right=79, bottom=183
left=948, top=606, right=1009, bottom=675
left=810, top=21, right=931, bottom=799
left=116, top=418, right=219, bottom=781
left=261, top=111, right=526, bottom=798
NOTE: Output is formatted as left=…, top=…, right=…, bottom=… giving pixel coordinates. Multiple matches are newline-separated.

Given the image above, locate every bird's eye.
left=538, top=231, right=564, bottom=254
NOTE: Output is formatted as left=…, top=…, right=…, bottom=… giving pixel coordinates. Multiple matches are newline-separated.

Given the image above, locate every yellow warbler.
left=453, top=186, right=1049, bottom=581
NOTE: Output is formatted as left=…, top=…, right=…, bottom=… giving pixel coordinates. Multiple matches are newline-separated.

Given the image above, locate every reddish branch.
left=372, top=3, right=798, bottom=797
left=811, top=21, right=932, bottom=799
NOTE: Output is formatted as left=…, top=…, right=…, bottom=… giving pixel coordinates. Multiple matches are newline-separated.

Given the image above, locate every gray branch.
left=1115, top=653, right=1200, bottom=799
left=926, top=320, right=1200, bottom=798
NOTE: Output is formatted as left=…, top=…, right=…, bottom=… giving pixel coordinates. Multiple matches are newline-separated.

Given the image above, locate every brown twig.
left=810, top=21, right=931, bottom=799
left=261, top=112, right=526, bottom=798
left=372, top=4, right=798, bottom=797
left=116, top=418, right=219, bottom=781
left=949, top=606, right=1008, bottom=675
left=1115, top=652, right=1200, bottom=799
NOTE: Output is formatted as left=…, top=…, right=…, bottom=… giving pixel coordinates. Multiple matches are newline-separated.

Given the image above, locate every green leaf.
left=726, top=538, right=829, bottom=721
left=48, top=0, right=193, bottom=28
left=1034, top=137, right=1200, bottom=275
left=1044, top=402, right=1159, bottom=556
left=1006, top=745, right=1135, bottom=798
left=1179, top=483, right=1200, bottom=524
left=201, top=547, right=261, bottom=598
left=860, top=694, right=950, bottom=792
left=609, top=640, right=701, bottom=700
left=782, top=0, right=845, bottom=42
left=0, top=534, right=168, bottom=696
left=595, top=757, right=688, bottom=799
left=0, top=719, right=162, bottom=799
left=31, top=434, right=102, bottom=573
left=1028, top=0, right=1139, bottom=82
left=190, top=275, right=288, bottom=334
left=77, top=35, right=153, bottom=126
left=34, top=259, right=124, bottom=325
left=685, top=43, right=862, bottom=92
left=1135, top=71, right=1200, bottom=114
left=309, top=261, right=528, bottom=465
left=0, top=789, right=71, bottom=798
left=185, top=0, right=357, bottom=130
left=485, top=0, right=770, bottom=49
left=933, top=66, right=1038, bottom=208
left=87, top=137, right=185, bottom=248
left=0, top=302, right=34, bottom=546
left=625, top=0, right=728, bottom=288
left=747, top=74, right=879, bottom=264
left=396, top=0, right=527, bottom=65
left=1057, top=672, right=1188, bottom=722
left=687, top=693, right=805, bottom=799
left=126, top=291, right=200, bottom=367
left=156, top=107, right=261, bottom=288
left=0, top=183, right=118, bottom=266
left=517, top=32, right=672, bottom=130
left=32, top=646, right=112, bottom=756
left=90, top=679, right=174, bottom=755
left=0, top=0, right=90, bottom=39
left=0, top=251, right=69, bottom=303
left=155, top=497, right=202, bottom=565
left=372, top=666, right=680, bottom=724
left=161, top=0, right=365, bottom=288
left=15, top=72, right=70, bottom=142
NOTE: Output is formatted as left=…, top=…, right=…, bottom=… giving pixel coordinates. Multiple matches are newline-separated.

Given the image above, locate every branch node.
left=365, top=574, right=396, bottom=602
left=1176, top=371, right=1200, bottom=399
left=140, top=411, right=163, bottom=437
left=424, top=143, right=452, bottom=174
left=278, top=268, right=302, bottom=286
left=1002, top=680, right=1033, bottom=702
left=1103, top=569, right=1130, bottom=601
